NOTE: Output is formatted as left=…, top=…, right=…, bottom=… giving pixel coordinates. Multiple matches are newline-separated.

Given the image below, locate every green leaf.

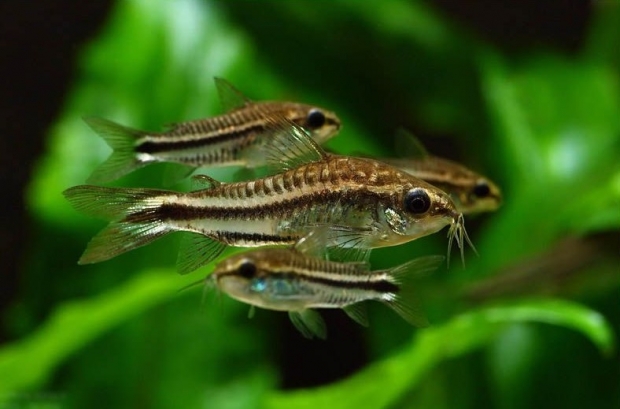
left=264, top=299, right=614, bottom=409
left=0, top=247, right=247, bottom=394
left=0, top=269, right=177, bottom=393
left=476, top=53, right=620, bottom=273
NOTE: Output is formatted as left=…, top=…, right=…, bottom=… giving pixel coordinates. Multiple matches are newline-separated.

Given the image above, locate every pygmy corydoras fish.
left=380, top=130, right=502, bottom=214
left=64, top=119, right=471, bottom=275
left=210, top=233, right=445, bottom=339
left=84, top=77, right=341, bottom=183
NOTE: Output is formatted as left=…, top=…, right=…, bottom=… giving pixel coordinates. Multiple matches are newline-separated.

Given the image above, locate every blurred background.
left=1, top=1, right=619, bottom=408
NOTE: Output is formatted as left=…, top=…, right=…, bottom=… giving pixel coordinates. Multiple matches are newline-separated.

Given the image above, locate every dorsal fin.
left=394, top=128, right=429, bottom=159
left=191, top=174, right=222, bottom=190
left=261, top=115, right=327, bottom=173
left=214, top=77, right=253, bottom=112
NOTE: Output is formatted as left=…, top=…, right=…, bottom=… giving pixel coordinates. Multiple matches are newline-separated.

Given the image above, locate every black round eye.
left=472, top=182, right=491, bottom=198
left=306, top=109, right=326, bottom=129
left=238, top=260, right=256, bottom=278
left=404, top=188, right=431, bottom=214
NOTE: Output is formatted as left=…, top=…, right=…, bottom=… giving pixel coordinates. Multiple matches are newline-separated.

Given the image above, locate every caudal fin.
left=63, top=185, right=173, bottom=264
left=383, top=255, right=445, bottom=327
left=83, top=116, right=149, bottom=183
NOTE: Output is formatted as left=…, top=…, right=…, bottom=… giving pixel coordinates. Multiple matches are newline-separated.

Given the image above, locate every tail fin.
left=383, top=255, right=445, bottom=327
left=83, top=116, right=148, bottom=183
left=63, top=185, right=173, bottom=264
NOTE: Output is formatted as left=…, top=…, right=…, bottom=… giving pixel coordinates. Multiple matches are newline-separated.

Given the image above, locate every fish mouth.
left=446, top=213, right=477, bottom=267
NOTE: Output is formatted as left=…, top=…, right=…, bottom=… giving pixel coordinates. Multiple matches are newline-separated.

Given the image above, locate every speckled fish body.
left=84, top=78, right=341, bottom=183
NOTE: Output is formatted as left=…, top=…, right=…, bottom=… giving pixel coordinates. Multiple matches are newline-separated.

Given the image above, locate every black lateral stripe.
left=136, top=123, right=267, bottom=153
left=124, top=190, right=377, bottom=223
left=215, top=231, right=296, bottom=244
left=275, top=272, right=399, bottom=293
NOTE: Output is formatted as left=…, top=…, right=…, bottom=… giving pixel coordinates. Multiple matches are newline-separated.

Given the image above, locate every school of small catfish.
left=63, top=78, right=502, bottom=339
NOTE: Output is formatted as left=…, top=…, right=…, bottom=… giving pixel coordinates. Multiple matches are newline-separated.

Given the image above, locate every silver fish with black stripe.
left=84, top=77, right=341, bottom=183
left=208, top=232, right=445, bottom=339
left=207, top=239, right=444, bottom=339
left=381, top=129, right=502, bottom=214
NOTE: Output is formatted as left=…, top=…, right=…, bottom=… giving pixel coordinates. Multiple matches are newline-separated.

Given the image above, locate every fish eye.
left=404, top=188, right=431, bottom=214
left=306, top=109, right=326, bottom=129
left=472, top=182, right=491, bottom=198
left=237, top=260, right=256, bottom=278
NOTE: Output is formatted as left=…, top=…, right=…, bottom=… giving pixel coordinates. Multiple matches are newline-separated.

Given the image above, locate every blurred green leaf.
left=476, top=52, right=620, bottom=273
left=0, top=269, right=177, bottom=393
left=264, top=299, right=614, bottom=409
left=0, top=245, right=251, bottom=394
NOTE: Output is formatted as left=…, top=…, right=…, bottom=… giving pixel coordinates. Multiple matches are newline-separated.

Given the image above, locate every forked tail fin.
left=63, top=185, right=173, bottom=264
left=383, top=255, right=445, bottom=327
left=83, top=116, right=149, bottom=183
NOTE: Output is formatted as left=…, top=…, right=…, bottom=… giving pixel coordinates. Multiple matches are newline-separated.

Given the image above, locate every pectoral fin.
left=176, top=232, right=227, bottom=275
left=261, top=116, right=327, bottom=173
left=288, top=310, right=327, bottom=340
left=324, top=225, right=373, bottom=263
left=293, top=228, right=331, bottom=259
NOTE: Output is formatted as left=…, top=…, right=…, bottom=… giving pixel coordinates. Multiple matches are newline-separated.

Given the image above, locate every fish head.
left=457, top=177, right=503, bottom=214
left=368, top=168, right=459, bottom=242
left=378, top=177, right=460, bottom=244
left=283, top=103, right=341, bottom=144
left=382, top=177, right=476, bottom=265
left=386, top=155, right=503, bottom=215
left=212, top=252, right=264, bottom=301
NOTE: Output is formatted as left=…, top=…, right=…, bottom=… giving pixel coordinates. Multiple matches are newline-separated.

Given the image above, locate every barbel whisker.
left=446, top=213, right=476, bottom=268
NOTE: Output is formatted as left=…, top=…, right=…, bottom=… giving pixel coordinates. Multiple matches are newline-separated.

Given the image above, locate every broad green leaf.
left=0, top=269, right=177, bottom=393
left=264, top=299, right=614, bottom=409
left=0, top=247, right=247, bottom=394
